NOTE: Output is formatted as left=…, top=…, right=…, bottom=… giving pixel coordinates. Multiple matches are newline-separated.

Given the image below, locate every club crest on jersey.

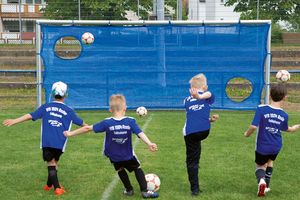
left=48, top=120, right=62, bottom=127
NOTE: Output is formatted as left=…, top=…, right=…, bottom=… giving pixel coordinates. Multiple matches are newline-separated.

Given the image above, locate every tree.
left=225, top=0, right=299, bottom=29
left=42, top=0, right=181, bottom=21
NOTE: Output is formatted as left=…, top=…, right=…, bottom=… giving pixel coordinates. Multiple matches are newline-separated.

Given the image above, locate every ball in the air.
left=81, top=32, right=94, bottom=45
left=145, top=173, right=160, bottom=192
left=276, top=70, right=290, bottom=82
left=136, top=106, right=147, bottom=117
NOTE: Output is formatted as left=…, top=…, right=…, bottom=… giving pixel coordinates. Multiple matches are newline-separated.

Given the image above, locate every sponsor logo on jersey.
left=112, top=137, right=128, bottom=144
left=48, top=120, right=62, bottom=127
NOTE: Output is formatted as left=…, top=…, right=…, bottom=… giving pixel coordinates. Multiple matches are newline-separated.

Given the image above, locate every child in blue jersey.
left=64, top=94, right=159, bottom=198
left=183, top=73, right=219, bottom=196
left=3, top=81, right=86, bottom=196
left=244, top=83, right=299, bottom=197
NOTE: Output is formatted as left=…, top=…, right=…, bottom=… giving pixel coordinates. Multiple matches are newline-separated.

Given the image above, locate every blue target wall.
left=41, top=23, right=270, bottom=110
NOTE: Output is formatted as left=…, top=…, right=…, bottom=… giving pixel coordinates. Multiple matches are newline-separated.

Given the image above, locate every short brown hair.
left=270, top=84, right=287, bottom=102
left=109, top=94, right=126, bottom=113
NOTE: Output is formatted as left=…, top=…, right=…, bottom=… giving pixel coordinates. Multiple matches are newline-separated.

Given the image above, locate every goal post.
left=35, top=20, right=271, bottom=109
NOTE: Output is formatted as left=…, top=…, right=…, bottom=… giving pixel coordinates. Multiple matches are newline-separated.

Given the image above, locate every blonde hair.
left=109, top=94, right=126, bottom=113
left=189, top=73, right=207, bottom=89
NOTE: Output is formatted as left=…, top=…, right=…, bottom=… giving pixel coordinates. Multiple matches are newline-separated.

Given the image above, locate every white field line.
left=100, top=114, right=153, bottom=200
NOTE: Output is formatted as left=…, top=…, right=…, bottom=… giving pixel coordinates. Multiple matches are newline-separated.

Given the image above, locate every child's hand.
left=3, top=119, right=15, bottom=127
left=149, top=143, right=158, bottom=152
left=63, top=131, right=72, bottom=137
left=211, top=114, right=219, bottom=122
left=292, top=124, right=300, bottom=131
left=189, top=88, right=200, bottom=99
left=244, top=131, right=250, bottom=137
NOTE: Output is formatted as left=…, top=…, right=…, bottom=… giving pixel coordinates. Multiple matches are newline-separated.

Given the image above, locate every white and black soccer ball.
left=81, top=32, right=94, bottom=45
left=276, top=70, right=290, bottom=82
left=136, top=106, right=147, bottom=117
left=145, top=173, right=160, bottom=192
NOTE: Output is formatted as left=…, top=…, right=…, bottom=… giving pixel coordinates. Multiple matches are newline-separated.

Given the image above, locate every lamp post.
left=19, top=0, right=22, bottom=44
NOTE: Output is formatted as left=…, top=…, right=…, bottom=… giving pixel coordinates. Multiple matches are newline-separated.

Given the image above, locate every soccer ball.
left=136, top=106, right=147, bottom=117
left=81, top=32, right=94, bottom=45
left=145, top=173, right=160, bottom=192
left=276, top=70, right=290, bottom=82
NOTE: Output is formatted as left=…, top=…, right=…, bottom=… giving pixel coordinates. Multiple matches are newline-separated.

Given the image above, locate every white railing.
left=1, top=32, right=19, bottom=39
left=1, top=4, right=24, bottom=13
left=0, top=32, right=36, bottom=44
left=0, top=4, right=45, bottom=13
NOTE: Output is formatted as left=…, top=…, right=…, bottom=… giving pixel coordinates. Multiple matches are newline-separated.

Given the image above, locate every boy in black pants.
left=3, top=81, right=86, bottom=196
left=183, top=73, right=219, bottom=196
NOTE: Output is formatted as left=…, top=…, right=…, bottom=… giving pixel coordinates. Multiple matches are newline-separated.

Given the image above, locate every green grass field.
left=1, top=110, right=300, bottom=200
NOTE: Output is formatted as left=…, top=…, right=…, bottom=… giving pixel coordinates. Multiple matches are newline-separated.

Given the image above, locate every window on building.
left=7, top=0, right=19, bottom=3
left=199, top=0, right=206, bottom=2
left=35, top=0, right=42, bottom=4
left=3, top=21, right=19, bottom=32
left=25, top=0, right=33, bottom=4
left=25, top=21, right=34, bottom=32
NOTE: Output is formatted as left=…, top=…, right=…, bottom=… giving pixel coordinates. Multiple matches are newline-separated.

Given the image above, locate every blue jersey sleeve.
left=131, top=119, right=143, bottom=135
left=30, top=105, right=44, bottom=121
left=206, top=92, right=215, bottom=105
left=93, top=121, right=106, bottom=133
left=281, top=114, right=289, bottom=131
left=70, top=110, right=84, bottom=126
left=251, top=107, right=261, bottom=127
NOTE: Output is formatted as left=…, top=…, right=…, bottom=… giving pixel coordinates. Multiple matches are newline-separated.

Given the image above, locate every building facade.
left=0, top=0, right=46, bottom=41
left=188, top=0, right=240, bottom=21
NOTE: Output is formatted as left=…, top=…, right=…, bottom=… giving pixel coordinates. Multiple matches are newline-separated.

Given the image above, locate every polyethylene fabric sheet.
left=41, top=24, right=270, bottom=109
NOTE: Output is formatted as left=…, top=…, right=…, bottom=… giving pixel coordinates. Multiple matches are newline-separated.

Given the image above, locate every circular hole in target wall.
left=54, top=36, right=82, bottom=59
left=226, top=77, right=253, bottom=102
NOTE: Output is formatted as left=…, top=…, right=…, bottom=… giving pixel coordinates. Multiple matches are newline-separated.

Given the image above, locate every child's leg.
left=133, top=167, right=147, bottom=192
left=43, top=148, right=63, bottom=189
left=255, top=164, right=267, bottom=183
left=47, top=159, right=61, bottom=189
left=265, top=160, right=274, bottom=188
left=255, top=151, right=269, bottom=183
left=184, top=134, right=201, bottom=193
left=117, top=168, right=133, bottom=192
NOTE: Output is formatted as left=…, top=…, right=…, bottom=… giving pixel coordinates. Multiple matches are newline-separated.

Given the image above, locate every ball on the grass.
left=136, top=106, right=147, bottom=117
left=276, top=70, right=290, bottom=82
left=145, top=173, right=160, bottom=192
left=81, top=32, right=94, bottom=45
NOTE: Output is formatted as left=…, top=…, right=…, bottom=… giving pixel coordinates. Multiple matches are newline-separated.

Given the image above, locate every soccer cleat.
left=123, top=189, right=134, bottom=196
left=257, top=178, right=266, bottom=197
left=43, top=185, right=53, bottom=191
left=54, top=188, right=66, bottom=196
left=264, top=188, right=271, bottom=193
left=141, top=191, right=159, bottom=198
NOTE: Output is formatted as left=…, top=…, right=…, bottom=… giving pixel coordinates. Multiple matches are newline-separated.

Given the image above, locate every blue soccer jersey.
left=92, top=117, right=142, bottom=162
left=183, top=92, right=215, bottom=136
left=252, top=105, right=289, bottom=155
left=30, top=101, right=83, bottom=151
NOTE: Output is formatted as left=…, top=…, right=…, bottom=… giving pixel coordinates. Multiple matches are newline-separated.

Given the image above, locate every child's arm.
left=190, top=88, right=212, bottom=100
left=3, top=114, right=32, bottom=127
left=209, top=114, right=219, bottom=122
left=244, top=125, right=257, bottom=137
left=286, top=124, right=300, bottom=133
left=137, top=132, right=158, bottom=152
left=64, top=125, right=93, bottom=137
